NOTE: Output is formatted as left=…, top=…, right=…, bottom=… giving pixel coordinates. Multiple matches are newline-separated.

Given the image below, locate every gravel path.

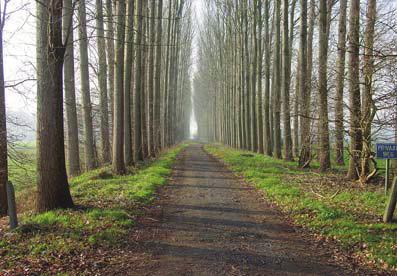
left=101, top=144, right=361, bottom=275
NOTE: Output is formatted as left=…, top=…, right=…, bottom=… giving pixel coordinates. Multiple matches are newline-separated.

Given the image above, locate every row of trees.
left=194, top=0, right=397, bottom=182
left=0, top=0, right=193, bottom=214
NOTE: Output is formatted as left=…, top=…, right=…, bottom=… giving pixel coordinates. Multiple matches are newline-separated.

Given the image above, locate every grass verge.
left=205, top=144, right=397, bottom=272
left=0, top=143, right=188, bottom=271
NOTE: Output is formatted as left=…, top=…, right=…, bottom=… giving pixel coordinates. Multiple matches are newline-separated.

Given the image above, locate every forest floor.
left=0, top=143, right=393, bottom=275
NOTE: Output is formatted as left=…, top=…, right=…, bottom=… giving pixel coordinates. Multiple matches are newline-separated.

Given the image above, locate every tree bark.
left=256, top=0, right=264, bottom=154
left=141, top=0, right=148, bottom=157
left=273, top=0, right=282, bottom=159
left=134, top=0, right=144, bottom=162
left=63, top=0, right=81, bottom=176
left=123, top=0, right=134, bottom=166
left=347, top=0, right=362, bottom=180
left=36, top=0, right=73, bottom=211
left=318, top=0, right=331, bottom=171
left=251, top=0, right=258, bottom=152
left=360, top=0, right=377, bottom=181
left=263, top=0, right=272, bottom=156
left=243, top=0, right=251, bottom=150
left=78, top=0, right=96, bottom=171
left=298, top=0, right=311, bottom=168
left=148, top=0, right=156, bottom=157
left=154, top=0, right=163, bottom=154
left=112, top=0, right=126, bottom=174
left=334, top=0, right=347, bottom=166
left=96, top=0, right=111, bottom=164
left=282, top=0, right=293, bottom=161
left=0, top=4, right=7, bottom=215
left=106, top=0, right=115, bottom=139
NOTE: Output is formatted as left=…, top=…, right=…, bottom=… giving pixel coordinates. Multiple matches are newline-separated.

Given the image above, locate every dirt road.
left=103, top=144, right=363, bottom=275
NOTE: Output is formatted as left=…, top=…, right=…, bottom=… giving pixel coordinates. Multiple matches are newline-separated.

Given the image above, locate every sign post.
left=377, top=143, right=397, bottom=223
left=385, top=159, right=390, bottom=195
left=376, top=143, right=397, bottom=194
left=384, top=177, right=397, bottom=223
left=6, top=181, right=18, bottom=229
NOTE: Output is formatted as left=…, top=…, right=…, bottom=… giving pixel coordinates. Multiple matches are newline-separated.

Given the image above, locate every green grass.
left=8, top=142, right=36, bottom=192
left=205, top=144, right=397, bottom=271
left=0, top=143, right=188, bottom=269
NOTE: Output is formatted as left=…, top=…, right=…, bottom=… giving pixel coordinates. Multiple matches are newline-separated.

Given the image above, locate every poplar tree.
left=334, top=0, right=347, bottom=166
left=0, top=2, right=7, bottom=215
left=347, top=0, right=362, bottom=180
left=96, top=0, right=111, bottom=164
left=154, top=0, right=164, bottom=153
left=63, top=0, right=80, bottom=176
left=273, top=0, right=282, bottom=159
left=134, top=0, right=144, bottom=162
left=112, top=0, right=126, bottom=174
left=318, top=0, right=331, bottom=171
left=123, top=0, right=135, bottom=166
left=282, top=0, right=292, bottom=161
left=36, top=0, right=73, bottom=211
left=78, top=0, right=96, bottom=170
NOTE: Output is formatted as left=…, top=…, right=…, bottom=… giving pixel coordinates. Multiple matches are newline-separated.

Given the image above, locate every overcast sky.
left=4, top=0, right=35, bottom=113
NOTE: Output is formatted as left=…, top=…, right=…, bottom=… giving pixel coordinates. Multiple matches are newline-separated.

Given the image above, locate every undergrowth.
left=0, top=143, right=188, bottom=270
left=205, top=144, right=397, bottom=271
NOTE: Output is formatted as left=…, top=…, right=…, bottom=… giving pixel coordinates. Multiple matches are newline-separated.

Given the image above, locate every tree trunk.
left=163, top=0, right=173, bottom=148
left=78, top=0, right=96, bottom=171
left=334, top=0, right=347, bottom=166
left=318, top=0, right=331, bottom=171
left=134, top=0, right=144, bottom=162
left=123, top=0, right=134, bottom=166
left=148, top=0, right=156, bottom=157
left=347, top=0, right=362, bottom=180
left=256, top=0, right=264, bottom=154
left=263, top=0, right=272, bottom=156
left=141, top=0, right=148, bottom=157
left=298, top=0, right=311, bottom=168
left=273, top=0, right=282, bottom=159
left=112, top=0, right=126, bottom=174
left=96, top=0, right=111, bottom=164
left=293, top=63, right=300, bottom=157
left=36, top=0, right=73, bottom=211
left=251, top=0, right=258, bottom=152
left=154, top=0, right=163, bottom=154
left=0, top=5, right=7, bottom=215
left=243, top=0, right=251, bottom=151
left=282, top=0, right=293, bottom=161
left=360, top=0, right=377, bottom=182
left=63, top=0, right=81, bottom=176
left=106, top=0, right=115, bottom=139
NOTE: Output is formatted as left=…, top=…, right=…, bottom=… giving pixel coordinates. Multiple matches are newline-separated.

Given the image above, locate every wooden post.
left=385, top=159, right=390, bottom=195
left=384, top=177, right=397, bottom=223
left=6, top=181, right=18, bottom=229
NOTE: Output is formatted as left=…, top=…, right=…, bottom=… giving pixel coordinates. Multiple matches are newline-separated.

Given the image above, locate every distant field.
left=8, top=141, right=36, bottom=212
